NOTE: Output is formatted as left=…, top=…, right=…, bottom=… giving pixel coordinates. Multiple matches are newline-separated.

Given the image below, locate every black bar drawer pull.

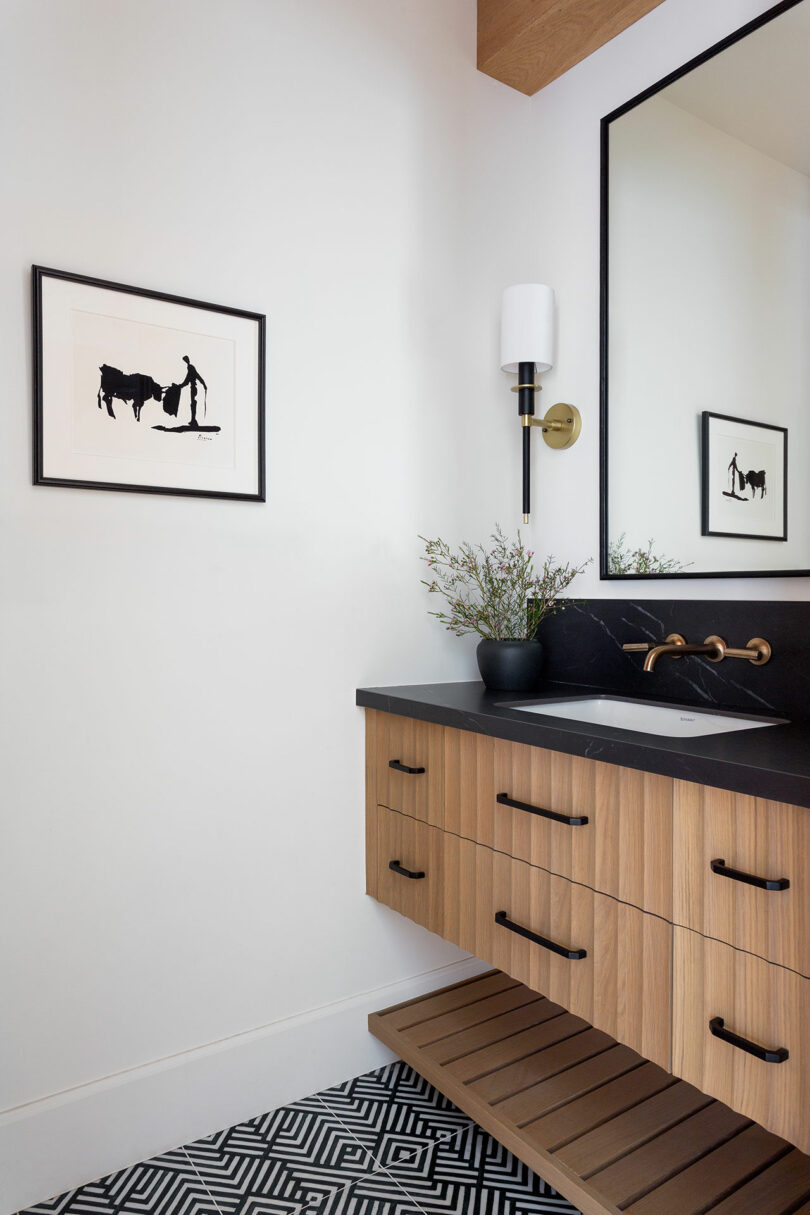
left=710, top=858, right=790, bottom=892
left=494, top=910, right=587, bottom=959
left=389, top=860, right=425, bottom=880
left=389, top=759, right=426, bottom=775
left=709, top=1016, right=789, bottom=1064
left=497, top=793, right=588, bottom=827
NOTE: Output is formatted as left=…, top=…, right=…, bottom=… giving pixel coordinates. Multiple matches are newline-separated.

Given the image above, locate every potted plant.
left=420, top=526, right=589, bottom=692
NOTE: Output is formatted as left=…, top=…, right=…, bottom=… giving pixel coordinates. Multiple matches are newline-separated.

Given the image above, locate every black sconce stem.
left=518, top=360, right=535, bottom=521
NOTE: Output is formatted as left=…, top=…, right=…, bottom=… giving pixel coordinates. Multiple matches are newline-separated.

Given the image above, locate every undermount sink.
left=500, top=695, right=787, bottom=738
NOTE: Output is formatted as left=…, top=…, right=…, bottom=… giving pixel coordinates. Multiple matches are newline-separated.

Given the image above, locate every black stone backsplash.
left=536, top=600, right=810, bottom=719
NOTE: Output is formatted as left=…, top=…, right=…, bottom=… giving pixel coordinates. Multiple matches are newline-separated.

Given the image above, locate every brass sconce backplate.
left=540, top=402, right=582, bottom=449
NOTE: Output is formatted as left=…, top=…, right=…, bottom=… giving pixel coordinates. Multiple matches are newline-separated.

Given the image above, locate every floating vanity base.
left=369, top=969, right=810, bottom=1215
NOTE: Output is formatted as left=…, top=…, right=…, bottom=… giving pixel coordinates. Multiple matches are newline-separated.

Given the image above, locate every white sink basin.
left=501, top=695, right=787, bottom=738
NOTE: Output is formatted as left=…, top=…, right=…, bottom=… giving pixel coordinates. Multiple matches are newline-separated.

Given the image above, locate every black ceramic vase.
left=476, top=639, right=544, bottom=693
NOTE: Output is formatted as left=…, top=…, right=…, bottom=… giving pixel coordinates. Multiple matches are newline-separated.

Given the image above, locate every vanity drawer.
left=367, top=805, right=445, bottom=936
left=368, top=710, right=444, bottom=826
left=443, top=832, right=671, bottom=1069
left=673, top=928, right=810, bottom=1153
left=674, top=781, right=810, bottom=976
left=444, top=728, right=672, bottom=919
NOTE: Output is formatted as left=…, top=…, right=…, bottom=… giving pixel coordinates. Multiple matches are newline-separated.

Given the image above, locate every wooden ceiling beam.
left=477, top=0, right=666, bottom=96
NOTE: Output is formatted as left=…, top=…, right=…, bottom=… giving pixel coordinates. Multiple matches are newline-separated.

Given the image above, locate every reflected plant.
left=607, top=534, right=692, bottom=576
left=420, top=526, right=590, bottom=640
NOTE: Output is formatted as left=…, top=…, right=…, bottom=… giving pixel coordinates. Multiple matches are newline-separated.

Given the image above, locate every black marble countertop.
left=356, top=680, right=810, bottom=809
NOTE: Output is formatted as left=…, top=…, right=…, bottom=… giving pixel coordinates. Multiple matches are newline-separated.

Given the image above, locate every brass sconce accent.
left=501, top=285, right=582, bottom=523
left=518, top=399, right=582, bottom=449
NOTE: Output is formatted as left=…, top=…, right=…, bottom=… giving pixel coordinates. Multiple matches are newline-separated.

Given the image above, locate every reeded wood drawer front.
left=368, top=710, right=444, bottom=826
left=674, top=781, right=810, bottom=976
left=443, top=831, right=672, bottom=1069
left=673, top=928, right=810, bottom=1153
left=367, top=805, right=445, bottom=936
left=444, top=728, right=672, bottom=919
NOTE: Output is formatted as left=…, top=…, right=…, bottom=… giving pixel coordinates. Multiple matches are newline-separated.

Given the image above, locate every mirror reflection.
left=602, top=0, right=810, bottom=577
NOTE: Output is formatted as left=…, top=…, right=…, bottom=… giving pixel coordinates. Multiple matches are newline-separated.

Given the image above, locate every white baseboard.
left=0, top=957, right=489, bottom=1215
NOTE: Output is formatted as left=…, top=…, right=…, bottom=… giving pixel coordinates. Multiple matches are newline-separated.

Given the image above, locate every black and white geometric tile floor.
left=21, top=1061, right=581, bottom=1215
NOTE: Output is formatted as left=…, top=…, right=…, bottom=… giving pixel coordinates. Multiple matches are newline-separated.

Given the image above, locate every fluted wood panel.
left=444, top=728, right=672, bottom=919
left=369, top=805, right=445, bottom=935
left=443, top=830, right=671, bottom=1069
left=365, top=709, right=810, bottom=1196
left=673, top=928, right=810, bottom=1154
left=365, top=707, right=379, bottom=900
left=673, top=780, right=810, bottom=977
left=371, top=709, right=444, bottom=826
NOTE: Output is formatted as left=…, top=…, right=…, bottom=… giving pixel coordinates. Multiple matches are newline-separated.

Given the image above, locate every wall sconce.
left=500, top=284, right=581, bottom=523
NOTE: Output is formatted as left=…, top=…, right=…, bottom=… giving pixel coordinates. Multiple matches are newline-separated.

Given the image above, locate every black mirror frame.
left=599, top=0, right=808, bottom=580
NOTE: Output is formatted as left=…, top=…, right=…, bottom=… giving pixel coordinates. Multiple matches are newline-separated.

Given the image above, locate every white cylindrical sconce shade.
left=500, top=283, right=555, bottom=374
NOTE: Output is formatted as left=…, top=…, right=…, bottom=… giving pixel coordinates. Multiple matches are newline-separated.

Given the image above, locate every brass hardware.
left=640, top=634, right=721, bottom=672
left=522, top=415, right=565, bottom=431
left=624, top=632, right=772, bottom=672
left=746, top=637, right=772, bottom=665
left=522, top=513, right=529, bottom=524
left=703, top=635, right=726, bottom=663
left=520, top=402, right=582, bottom=450
left=622, top=633, right=684, bottom=658
left=705, top=635, right=771, bottom=666
left=511, top=383, right=542, bottom=393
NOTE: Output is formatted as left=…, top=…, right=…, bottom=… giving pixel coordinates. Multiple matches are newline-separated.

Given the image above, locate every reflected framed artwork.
left=33, top=266, right=265, bottom=501
left=600, top=0, right=809, bottom=577
left=701, top=412, right=787, bottom=541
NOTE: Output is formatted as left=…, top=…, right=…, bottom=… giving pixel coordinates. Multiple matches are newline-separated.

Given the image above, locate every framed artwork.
left=701, top=411, right=787, bottom=541
left=33, top=266, right=265, bottom=501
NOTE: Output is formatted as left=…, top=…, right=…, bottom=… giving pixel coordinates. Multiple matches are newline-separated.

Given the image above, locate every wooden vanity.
left=364, top=706, right=810, bottom=1215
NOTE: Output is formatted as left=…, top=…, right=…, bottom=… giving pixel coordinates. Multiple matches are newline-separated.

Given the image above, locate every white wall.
left=608, top=95, right=810, bottom=572
left=521, top=0, right=810, bottom=598
left=3, top=0, right=808, bottom=1209
left=0, top=2, right=538, bottom=1209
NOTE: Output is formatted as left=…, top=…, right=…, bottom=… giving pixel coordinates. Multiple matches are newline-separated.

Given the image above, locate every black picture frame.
left=599, top=0, right=807, bottom=579
left=33, top=265, right=266, bottom=502
left=701, top=412, right=787, bottom=542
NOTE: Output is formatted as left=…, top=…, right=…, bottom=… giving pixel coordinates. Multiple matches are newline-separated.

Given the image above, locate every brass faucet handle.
left=623, top=633, right=685, bottom=657
left=747, top=637, right=772, bottom=665
left=703, top=635, right=772, bottom=665
left=703, top=636, right=727, bottom=663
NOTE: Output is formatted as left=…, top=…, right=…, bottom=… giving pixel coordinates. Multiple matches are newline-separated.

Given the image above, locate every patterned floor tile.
left=183, top=1094, right=377, bottom=1213
left=317, top=1062, right=472, bottom=1170
left=378, top=1123, right=582, bottom=1215
left=20, top=1064, right=579, bottom=1215
left=19, top=1154, right=219, bottom=1214
left=301, top=1170, right=427, bottom=1215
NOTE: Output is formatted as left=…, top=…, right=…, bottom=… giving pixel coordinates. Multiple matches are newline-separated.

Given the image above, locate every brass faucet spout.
left=643, top=642, right=719, bottom=673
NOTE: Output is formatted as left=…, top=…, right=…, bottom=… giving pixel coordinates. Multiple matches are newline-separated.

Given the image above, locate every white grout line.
left=180, top=1146, right=229, bottom=1215
left=313, top=1081, right=473, bottom=1176
left=296, top=1116, right=472, bottom=1215
left=378, top=1127, right=472, bottom=1215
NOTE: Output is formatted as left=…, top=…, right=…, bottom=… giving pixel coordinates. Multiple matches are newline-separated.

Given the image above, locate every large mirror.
left=601, top=0, right=810, bottom=578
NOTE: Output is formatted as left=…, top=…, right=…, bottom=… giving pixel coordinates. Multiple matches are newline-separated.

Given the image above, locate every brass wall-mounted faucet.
left=623, top=633, right=771, bottom=673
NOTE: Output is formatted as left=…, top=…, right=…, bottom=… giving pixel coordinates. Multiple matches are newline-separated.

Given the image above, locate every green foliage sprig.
left=607, top=534, right=692, bottom=576
left=420, top=526, right=590, bottom=641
